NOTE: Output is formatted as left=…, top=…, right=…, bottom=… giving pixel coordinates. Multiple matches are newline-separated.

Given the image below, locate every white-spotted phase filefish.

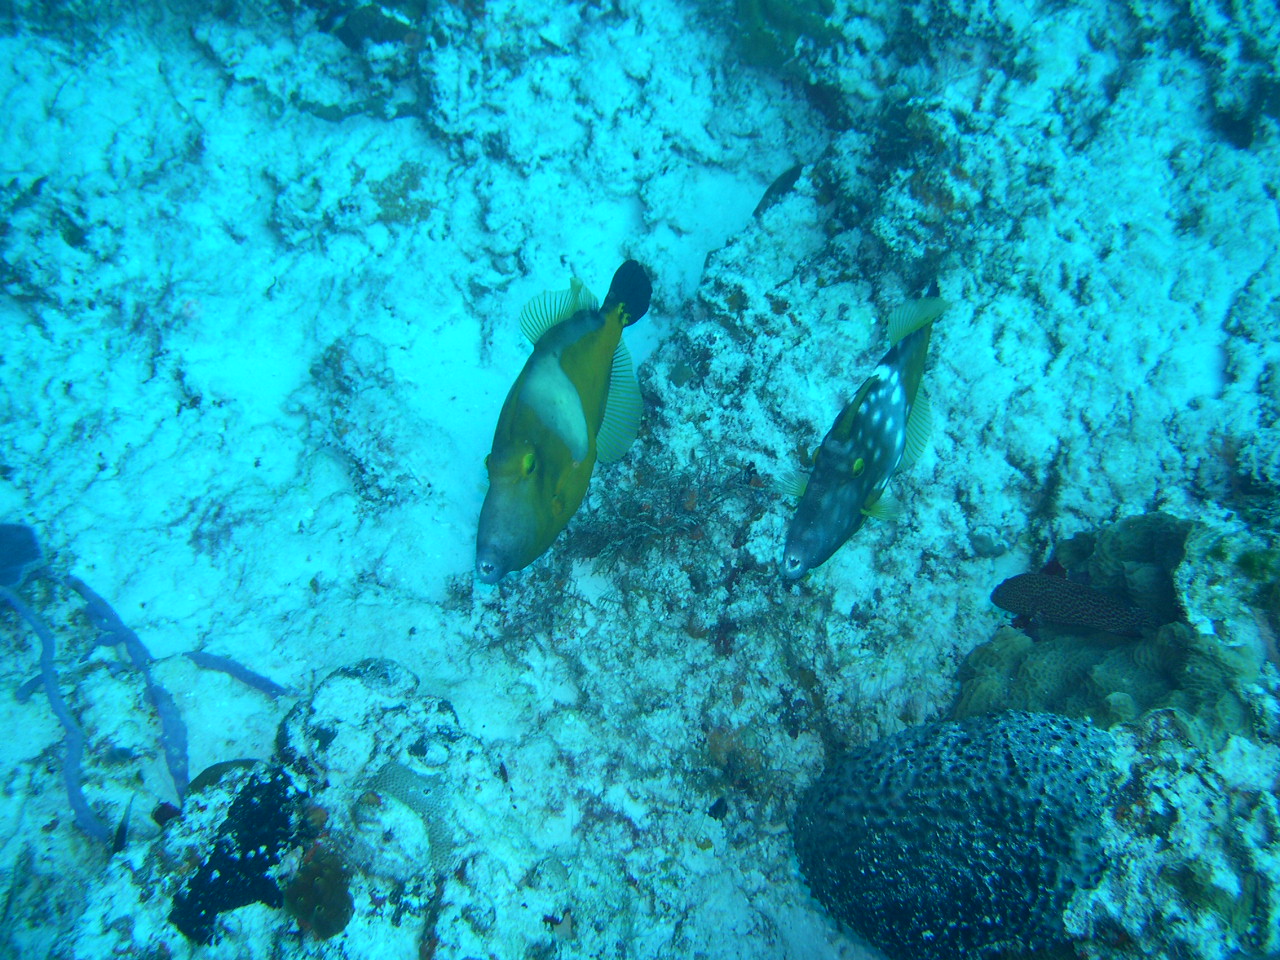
left=781, top=298, right=950, bottom=579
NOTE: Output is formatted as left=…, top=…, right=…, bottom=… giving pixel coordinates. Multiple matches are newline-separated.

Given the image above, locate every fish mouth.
left=780, top=550, right=809, bottom=580
left=475, top=555, right=507, bottom=585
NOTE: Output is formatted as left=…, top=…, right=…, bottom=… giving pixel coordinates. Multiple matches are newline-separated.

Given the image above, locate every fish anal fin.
left=862, top=494, right=902, bottom=522
left=773, top=469, right=810, bottom=499
left=595, top=336, right=641, bottom=463
left=899, top=389, right=933, bottom=469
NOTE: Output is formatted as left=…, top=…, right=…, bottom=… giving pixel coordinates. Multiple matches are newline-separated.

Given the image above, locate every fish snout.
left=475, top=547, right=509, bottom=585
left=476, top=485, right=530, bottom=584
left=781, top=546, right=810, bottom=580
left=782, top=512, right=825, bottom=580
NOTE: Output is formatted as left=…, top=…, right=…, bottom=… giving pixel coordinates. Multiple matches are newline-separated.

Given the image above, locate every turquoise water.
left=1, top=1, right=1278, bottom=958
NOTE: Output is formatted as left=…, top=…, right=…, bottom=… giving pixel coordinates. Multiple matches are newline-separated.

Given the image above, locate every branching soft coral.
left=0, top=523, right=110, bottom=842
left=1, top=522, right=291, bottom=844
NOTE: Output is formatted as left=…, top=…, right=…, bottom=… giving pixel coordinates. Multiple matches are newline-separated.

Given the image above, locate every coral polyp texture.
left=792, top=711, right=1114, bottom=960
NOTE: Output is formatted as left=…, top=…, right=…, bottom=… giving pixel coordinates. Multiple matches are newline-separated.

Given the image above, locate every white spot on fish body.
left=521, top=353, right=590, bottom=460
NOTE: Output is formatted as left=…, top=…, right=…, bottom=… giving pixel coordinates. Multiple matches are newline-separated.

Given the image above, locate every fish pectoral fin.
left=773, top=469, right=810, bottom=498
left=596, top=337, right=642, bottom=463
left=899, top=389, right=933, bottom=469
left=519, top=277, right=599, bottom=344
left=862, top=494, right=902, bottom=522
left=887, top=297, right=950, bottom=344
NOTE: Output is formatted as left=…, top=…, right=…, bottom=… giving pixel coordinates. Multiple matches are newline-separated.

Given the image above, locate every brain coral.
left=792, top=711, right=1113, bottom=960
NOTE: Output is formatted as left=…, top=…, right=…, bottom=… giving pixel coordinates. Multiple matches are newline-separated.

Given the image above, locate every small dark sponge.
left=792, top=711, right=1112, bottom=960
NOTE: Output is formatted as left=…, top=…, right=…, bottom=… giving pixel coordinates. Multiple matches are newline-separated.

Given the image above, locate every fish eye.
left=851, top=457, right=865, bottom=477
left=521, top=452, right=536, bottom=475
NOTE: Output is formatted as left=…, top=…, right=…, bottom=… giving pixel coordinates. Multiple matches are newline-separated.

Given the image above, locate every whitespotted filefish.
left=476, top=260, right=652, bottom=584
left=782, top=298, right=950, bottom=579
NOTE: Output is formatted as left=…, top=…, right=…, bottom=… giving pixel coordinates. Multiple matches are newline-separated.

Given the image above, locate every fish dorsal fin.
left=519, top=278, right=598, bottom=344
left=887, top=297, right=950, bottom=345
left=862, top=494, right=902, bottom=522
left=595, top=336, right=641, bottom=463
left=899, top=389, right=933, bottom=469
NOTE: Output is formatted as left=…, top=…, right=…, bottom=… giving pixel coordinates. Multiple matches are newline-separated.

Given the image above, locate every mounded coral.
left=956, top=621, right=1253, bottom=748
left=792, top=711, right=1114, bottom=960
left=1079, top=512, right=1191, bottom=624
left=275, top=658, right=470, bottom=894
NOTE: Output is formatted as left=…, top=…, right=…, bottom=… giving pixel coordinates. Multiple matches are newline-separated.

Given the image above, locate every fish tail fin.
left=603, top=260, right=652, bottom=327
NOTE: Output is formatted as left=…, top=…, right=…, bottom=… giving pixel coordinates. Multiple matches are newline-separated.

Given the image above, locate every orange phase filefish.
left=782, top=298, right=950, bottom=579
left=476, top=260, right=653, bottom=584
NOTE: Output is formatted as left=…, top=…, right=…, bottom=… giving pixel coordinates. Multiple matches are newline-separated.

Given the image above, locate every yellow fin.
left=519, top=277, right=598, bottom=344
left=887, top=297, right=949, bottom=345
left=773, top=469, right=809, bottom=498
left=862, top=495, right=902, bottom=522
left=899, top=389, right=932, bottom=469
left=596, top=337, right=641, bottom=463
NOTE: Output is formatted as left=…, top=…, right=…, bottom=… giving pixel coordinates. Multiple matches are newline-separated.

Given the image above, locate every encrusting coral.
left=283, top=844, right=355, bottom=940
